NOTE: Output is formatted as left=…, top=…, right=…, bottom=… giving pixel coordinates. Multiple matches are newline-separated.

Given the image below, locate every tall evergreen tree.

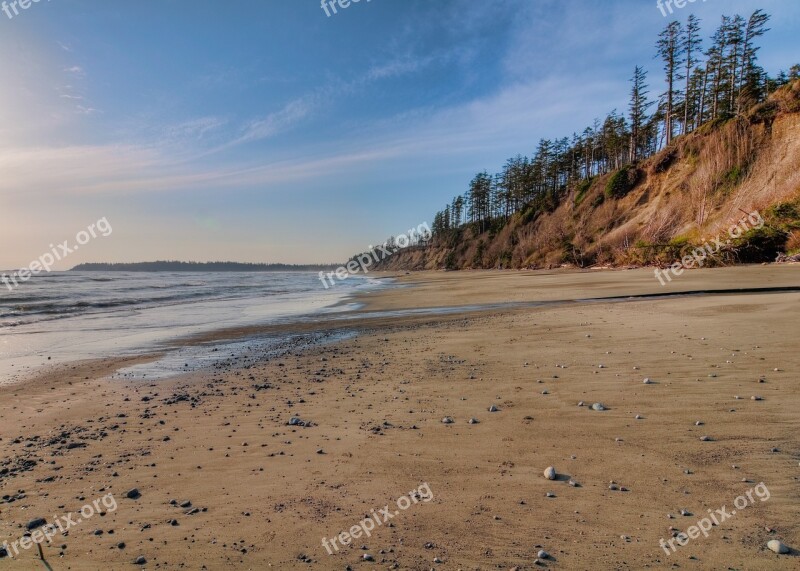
left=628, top=66, right=653, bottom=161
left=707, top=16, right=729, bottom=120
left=737, top=9, right=771, bottom=112
left=682, top=15, right=702, bottom=133
left=656, top=21, right=684, bottom=145
left=727, top=15, right=747, bottom=112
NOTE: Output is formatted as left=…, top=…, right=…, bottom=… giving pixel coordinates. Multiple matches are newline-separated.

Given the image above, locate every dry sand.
left=1, top=266, right=798, bottom=570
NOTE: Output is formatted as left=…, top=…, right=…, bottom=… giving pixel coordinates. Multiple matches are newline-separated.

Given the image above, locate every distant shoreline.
left=70, top=261, right=342, bottom=272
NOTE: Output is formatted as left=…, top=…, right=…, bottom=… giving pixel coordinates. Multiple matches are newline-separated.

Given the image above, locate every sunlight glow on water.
left=0, top=271, right=381, bottom=384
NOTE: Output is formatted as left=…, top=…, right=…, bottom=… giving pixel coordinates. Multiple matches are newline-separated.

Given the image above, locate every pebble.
left=468, top=418, right=479, bottom=424
left=751, top=395, right=763, bottom=401
left=591, top=403, right=606, bottom=411
left=362, top=553, right=375, bottom=561
left=125, top=489, right=141, bottom=500
left=26, top=518, right=46, bottom=531
left=544, top=466, right=557, bottom=480
left=441, top=417, right=454, bottom=424
left=537, top=550, right=549, bottom=559
left=134, top=556, right=147, bottom=565
left=488, top=405, right=500, bottom=412
left=700, top=436, right=712, bottom=442
left=767, top=540, right=789, bottom=554
left=643, top=378, right=653, bottom=384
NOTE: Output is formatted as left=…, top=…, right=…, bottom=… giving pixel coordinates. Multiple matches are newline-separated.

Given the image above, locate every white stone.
left=767, top=540, right=789, bottom=554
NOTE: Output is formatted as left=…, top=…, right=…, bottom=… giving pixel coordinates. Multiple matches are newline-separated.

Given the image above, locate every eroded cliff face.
left=377, top=82, right=800, bottom=271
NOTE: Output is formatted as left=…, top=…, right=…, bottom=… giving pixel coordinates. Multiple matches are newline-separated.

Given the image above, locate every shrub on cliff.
left=605, top=165, right=641, bottom=199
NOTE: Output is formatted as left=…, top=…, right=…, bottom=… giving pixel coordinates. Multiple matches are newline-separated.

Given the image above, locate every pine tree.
left=682, top=15, right=702, bottom=133
left=628, top=66, right=653, bottom=161
left=686, top=66, right=705, bottom=132
left=707, top=17, right=729, bottom=120
left=656, top=21, right=685, bottom=145
left=725, top=15, right=746, bottom=113
left=737, top=9, right=771, bottom=112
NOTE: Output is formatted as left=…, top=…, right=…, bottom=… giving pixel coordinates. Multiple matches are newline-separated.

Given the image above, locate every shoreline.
left=6, top=264, right=799, bottom=389
left=1, top=266, right=798, bottom=569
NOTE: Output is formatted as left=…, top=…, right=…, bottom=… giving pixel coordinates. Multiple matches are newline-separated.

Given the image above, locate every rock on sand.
left=767, top=540, right=789, bottom=554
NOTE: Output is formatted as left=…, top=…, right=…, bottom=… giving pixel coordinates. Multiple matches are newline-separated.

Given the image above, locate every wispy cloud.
left=365, top=58, right=425, bottom=81
left=0, top=71, right=620, bottom=200
left=201, top=97, right=315, bottom=155
left=236, top=98, right=313, bottom=144
left=76, top=105, right=100, bottom=115
left=165, top=116, right=228, bottom=141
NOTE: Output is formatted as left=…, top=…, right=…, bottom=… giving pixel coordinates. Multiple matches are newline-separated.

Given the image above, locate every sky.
left=0, top=0, right=798, bottom=268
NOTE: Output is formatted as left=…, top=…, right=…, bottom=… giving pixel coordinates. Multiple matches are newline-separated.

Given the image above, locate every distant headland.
left=71, top=261, right=341, bottom=272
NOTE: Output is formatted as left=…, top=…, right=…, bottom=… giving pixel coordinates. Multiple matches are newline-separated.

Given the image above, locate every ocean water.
left=0, top=271, right=378, bottom=384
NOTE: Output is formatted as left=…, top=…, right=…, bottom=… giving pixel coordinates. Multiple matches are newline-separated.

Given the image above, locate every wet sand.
left=0, top=266, right=798, bottom=570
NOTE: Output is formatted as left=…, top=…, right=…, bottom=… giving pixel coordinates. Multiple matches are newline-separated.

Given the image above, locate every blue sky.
left=1, top=0, right=798, bottom=267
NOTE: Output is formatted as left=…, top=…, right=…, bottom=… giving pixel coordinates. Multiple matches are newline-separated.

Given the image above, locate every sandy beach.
left=1, top=266, right=799, bottom=570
